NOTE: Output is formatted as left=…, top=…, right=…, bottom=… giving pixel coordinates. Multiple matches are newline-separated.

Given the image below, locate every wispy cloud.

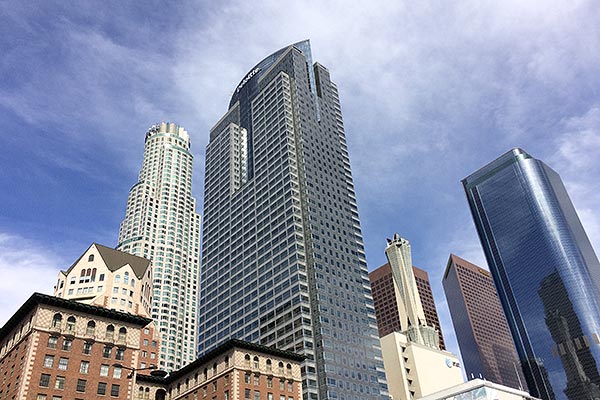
left=0, top=231, right=65, bottom=326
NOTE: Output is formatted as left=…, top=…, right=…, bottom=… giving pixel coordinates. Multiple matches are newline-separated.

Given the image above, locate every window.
left=115, top=275, right=121, bottom=283
left=40, top=373, right=51, bottom=387
left=100, top=364, right=109, bottom=377
left=86, top=321, right=96, bottom=336
left=212, top=381, right=217, bottom=392
left=254, top=374, right=260, bottom=385
left=254, top=390, right=261, bottom=400
left=58, top=357, right=69, bottom=371
left=279, top=379, right=285, bottom=390
left=245, top=354, right=251, bottom=367
left=80, top=360, right=90, bottom=374
left=116, top=348, right=125, bottom=360
left=253, top=356, right=259, bottom=368
left=105, top=325, right=115, bottom=340
left=103, top=346, right=112, bottom=358
left=44, top=355, right=54, bottom=368
left=99, top=273, right=105, bottom=282
left=54, top=376, right=65, bottom=390
left=77, top=379, right=87, bottom=392
left=245, top=389, right=251, bottom=400
left=266, top=359, right=272, bottom=371
left=52, top=397, right=62, bottom=400
left=268, top=394, right=273, bottom=400
left=51, top=314, right=62, bottom=329
left=225, top=391, right=229, bottom=400
left=36, top=395, right=47, bottom=400
left=97, top=382, right=107, bottom=395
left=287, top=381, right=293, bottom=391
left=118, top=327, right=127, bottom=341
left=66, top=316, right=76, bottom=331
left=62, top=339, right=72, bottom=351
left=113, top=366, right=122, bottom=378
left=111, top=384, right=120, bottom=397
left=124, top=272, right=129, bottom=284
left=245, top=372, right=251, bottom=384
left=83, top=342, right=93, bottom=355
left=47, top=336, right=58, bottom=349
left=267, top=377, right=273, bottom=388
left=88, top=254, right=95, bottom=262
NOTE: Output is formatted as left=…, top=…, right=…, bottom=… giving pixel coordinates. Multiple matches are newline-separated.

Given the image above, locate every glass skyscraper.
left=463, top=148, right=600, bottom=400
left=117, top=122, right=201, bottom=371
left=199, top=41, right=388, bottom=400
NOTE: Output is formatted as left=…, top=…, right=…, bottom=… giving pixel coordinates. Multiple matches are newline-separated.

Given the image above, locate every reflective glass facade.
left=463, top=148, right=600, bottom=400
left=199, top=41, right=388, bottom=400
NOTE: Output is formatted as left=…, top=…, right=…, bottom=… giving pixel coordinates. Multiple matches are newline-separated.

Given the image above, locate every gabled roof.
left=0, top=293, right=152, bottom=341
left=64, top=243, right=150, bottom=279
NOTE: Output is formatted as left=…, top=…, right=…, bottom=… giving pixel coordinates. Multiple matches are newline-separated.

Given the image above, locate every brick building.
left=1, top=293, right=304, bottom=400
left=137, top=339, right=304, bottom=400
left=369, top=262, right=446, bottom=349
left=0, top=292, right=152, bottom=400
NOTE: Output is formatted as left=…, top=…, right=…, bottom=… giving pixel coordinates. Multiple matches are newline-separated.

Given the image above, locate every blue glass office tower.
left=199, top=41, right=388, bottom=400
left=463, top=148, right=600, bottom=400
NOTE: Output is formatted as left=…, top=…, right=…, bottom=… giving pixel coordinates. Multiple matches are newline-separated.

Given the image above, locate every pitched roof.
left=94, top=243, right=150, bottom=279
left=0, top=293, right=152, bottom=341
left=64, top=243, right=150, bottom=279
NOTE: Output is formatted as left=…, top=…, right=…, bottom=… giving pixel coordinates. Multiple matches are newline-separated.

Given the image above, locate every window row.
left=39, top=373, right=120, bottom=396
left=50, top=315, right=127, bottom=341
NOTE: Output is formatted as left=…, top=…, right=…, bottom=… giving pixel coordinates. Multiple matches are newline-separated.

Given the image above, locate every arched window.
left=124, top=272, right=130, bottom=285
left=245, top=354, right=251, bottom=368
left=286, top=364, right=292, bottom=375
left=253, top=356, right=259, bottom=369
left=105, top=325, right=115, bottom=340
left=266, top=359, right=272, bottom=371
left=194, top=372, right=198, bottom=384
left=224, top=356, right=230, bottom=367
left=118, top=327, right=127, bottom=341
left=86, top=321, right=96, bottom=336
left=203, top=368, right=208, bottom=380
left=115, top=274, right=121, bottom=283
left=138, top=387, right=144, bottom=400
left=131, top=278, right=135, bottom=287
left=213, top=362, right=217, bottom=375
left=91, top=268, right=97, bottom=282
left=51, top=313, right=62, bottom=329
left=66, top=316, right=76, bottom=331
left=88, top=254, right=94, bottom=262
left=278, top=361, right=284, bottom=374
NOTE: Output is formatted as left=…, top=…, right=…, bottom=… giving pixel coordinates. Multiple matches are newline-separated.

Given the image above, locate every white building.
left=381, top=331, right=463, bottom=400
left=54, top=243, right=153, bottom=317
left=419, top=378, right=539, bottom=400
left=116, top=122, right=201, bottom=371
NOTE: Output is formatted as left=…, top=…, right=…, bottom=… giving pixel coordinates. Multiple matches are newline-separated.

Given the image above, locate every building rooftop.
left=0, top=292, right=152, bottom=341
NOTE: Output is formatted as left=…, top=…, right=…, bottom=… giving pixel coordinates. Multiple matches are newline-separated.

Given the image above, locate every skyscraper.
left=463, top=148, right=600, bottom=400
left=199, top=41, right=388, bottom=400
left=370, top=262, right=446, bottom=349
left=117, top=122, right=201, bottom=371
left=442, top=253, right=525, bottom=389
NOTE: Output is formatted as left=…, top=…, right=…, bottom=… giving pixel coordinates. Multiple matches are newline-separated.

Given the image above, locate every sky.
left=1, top=0, right=600, bottom=368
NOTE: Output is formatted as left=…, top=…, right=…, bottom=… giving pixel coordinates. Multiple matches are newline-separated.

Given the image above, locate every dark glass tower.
left=463, top=148, right=600, bottom=400
left=199, top=41, right=388, bottom=400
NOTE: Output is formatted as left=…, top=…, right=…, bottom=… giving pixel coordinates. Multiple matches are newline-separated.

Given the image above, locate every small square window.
left=58, top=357, right=69, bottom=371
left=61, top=339, right=72, bottom=351
left=97, top=382, right=107, bottom=395
left=47, top=336, right=58, bottom=349
left=76, top=379, right=87, bottom=392
left=54, top=376, right=65, bottom=390
left=43, top=355, right=54, bottom=368
left=39, top=373, right=51, bottom=387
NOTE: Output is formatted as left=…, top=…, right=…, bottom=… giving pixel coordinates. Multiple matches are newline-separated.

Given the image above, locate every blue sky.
left=2, top=0, right=599, bottom=366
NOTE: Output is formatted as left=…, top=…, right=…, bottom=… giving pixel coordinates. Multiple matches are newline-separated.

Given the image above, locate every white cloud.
left=0, top=232, right=65, bottom=326
left=549, top=105, right=600, bottom=253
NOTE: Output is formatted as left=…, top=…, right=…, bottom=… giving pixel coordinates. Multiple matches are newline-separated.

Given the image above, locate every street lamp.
left=112, top=363, right=156, bottom=399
